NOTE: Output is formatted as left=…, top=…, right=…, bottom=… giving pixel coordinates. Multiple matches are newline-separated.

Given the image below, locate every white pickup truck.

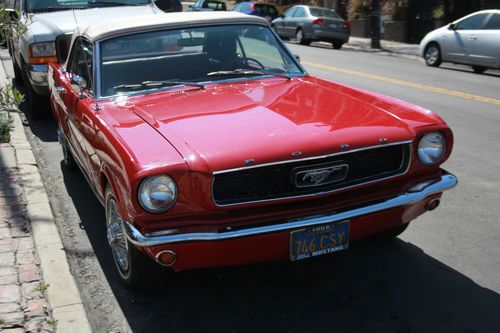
left=5, top=0, right=173, bottom=119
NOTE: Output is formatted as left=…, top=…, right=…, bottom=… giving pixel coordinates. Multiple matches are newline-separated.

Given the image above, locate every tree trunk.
left=371, top=0, right=381, bottom=49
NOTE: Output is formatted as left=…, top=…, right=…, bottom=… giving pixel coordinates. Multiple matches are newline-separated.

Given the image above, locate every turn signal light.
left=343, top=20, right=351, bottom=29
left=156, top=250, right=177, bottom=266
left=29, top=56, right=58, bottom=64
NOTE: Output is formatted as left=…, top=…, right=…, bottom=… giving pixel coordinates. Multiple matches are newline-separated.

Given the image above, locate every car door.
left=280, top=7, right=297, bottom=37
left=55, top=38, right=96, bottom=177
left=444, top=13, right=489, bottom=64
left=475, top=13, right=500, bottom=68
left=290, top=7, right=307, bottom=36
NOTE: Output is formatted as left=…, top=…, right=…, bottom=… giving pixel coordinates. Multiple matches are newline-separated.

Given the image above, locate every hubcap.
left=425, top=46, right=438, bottom=64
left=106, top=198, right=129, bottom=273
left=296, top=30, right=303, bottom=43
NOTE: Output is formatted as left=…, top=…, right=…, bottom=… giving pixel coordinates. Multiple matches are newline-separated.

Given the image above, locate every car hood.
left=28, top=5, right=160, bottom=43
left=125, top=77, right=443, bottom=173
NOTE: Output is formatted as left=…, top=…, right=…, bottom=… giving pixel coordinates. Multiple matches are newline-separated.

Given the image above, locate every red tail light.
left=312, top=18, right=324, bottom=25
left=343, top=20, right=350, bottom=29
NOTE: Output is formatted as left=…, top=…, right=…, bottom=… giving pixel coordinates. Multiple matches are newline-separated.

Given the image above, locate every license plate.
left=329, top=24, right=338, bottom=28
left=290, top=221, right=349, bottom=261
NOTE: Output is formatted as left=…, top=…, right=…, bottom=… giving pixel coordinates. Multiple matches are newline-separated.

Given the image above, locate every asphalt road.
left=11, top=43, right=500, bottom=332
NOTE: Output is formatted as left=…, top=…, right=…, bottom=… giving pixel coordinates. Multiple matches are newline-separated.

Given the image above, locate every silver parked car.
left=271, top=6, right=350, bottom=49
left=420, top=10, right=500, bottom=73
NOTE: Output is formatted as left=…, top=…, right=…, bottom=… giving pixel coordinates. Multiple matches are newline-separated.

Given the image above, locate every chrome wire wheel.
left=424, top=44, right=441, bottom=67
left=106, top=197, right=129, bottom=274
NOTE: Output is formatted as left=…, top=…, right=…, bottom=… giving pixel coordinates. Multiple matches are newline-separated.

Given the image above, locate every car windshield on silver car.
left=26, top=0, right=151, bottom=13
left=99, top=24, right=304, bottom=97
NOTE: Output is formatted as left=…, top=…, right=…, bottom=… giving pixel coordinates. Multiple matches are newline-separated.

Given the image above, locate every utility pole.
left=371, top=0, right=381, bottom=49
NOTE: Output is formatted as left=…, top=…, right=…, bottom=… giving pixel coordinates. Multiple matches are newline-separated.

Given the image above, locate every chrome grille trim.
left=212, top=141, right=413, bottom=207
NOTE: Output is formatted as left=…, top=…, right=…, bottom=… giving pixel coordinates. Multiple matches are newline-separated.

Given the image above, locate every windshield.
left=309, top=7, right=341, bottom=19
left=26, top=0, right=150, bottom=13
left=99, top=24, right=304, bottom=97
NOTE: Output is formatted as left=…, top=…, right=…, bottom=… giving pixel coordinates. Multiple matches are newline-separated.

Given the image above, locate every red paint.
left=49, top=63, right=454, bottom=271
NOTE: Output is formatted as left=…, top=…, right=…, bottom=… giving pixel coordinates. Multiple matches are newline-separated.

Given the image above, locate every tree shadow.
left=60, top=162, right=500, bottom=333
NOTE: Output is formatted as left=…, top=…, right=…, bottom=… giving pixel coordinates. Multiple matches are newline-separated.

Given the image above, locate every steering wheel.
left=222, top=57, right=266, bottom=70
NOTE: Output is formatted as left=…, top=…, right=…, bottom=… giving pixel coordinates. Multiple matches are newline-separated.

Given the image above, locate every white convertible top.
left=81, top=11, right=270, bottom=42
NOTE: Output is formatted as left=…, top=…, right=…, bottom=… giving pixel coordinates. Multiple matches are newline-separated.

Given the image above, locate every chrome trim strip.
left=124, top=170, right=457, bottom=247
left=213, top=141, right=412, bottom=174
left=212, top=142, right=412, bottom=207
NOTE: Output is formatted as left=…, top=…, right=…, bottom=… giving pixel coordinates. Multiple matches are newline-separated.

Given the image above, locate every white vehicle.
left=5, top=0, right=164, bottom=119
left=419, top=10, right=500, bottom=74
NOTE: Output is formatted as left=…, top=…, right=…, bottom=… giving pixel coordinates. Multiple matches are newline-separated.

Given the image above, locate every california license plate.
left=290, top=221, right=350, bottom=261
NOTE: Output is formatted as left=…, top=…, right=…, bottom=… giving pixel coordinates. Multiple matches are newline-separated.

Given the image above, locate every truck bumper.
left=27, top=64, right=49, bottom=95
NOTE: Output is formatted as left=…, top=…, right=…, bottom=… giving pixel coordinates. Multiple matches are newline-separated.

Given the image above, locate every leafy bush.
left=0, top=84, right=24, bottom=143
left=383, top=0, right=409, bottom=20
left=348, top=0, right=372, bottom=19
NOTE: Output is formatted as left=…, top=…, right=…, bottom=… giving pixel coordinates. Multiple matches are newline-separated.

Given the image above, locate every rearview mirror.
left=294, top=54, right=301, bottom=63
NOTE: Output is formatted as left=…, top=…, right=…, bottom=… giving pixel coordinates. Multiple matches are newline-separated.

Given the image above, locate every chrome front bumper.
left=27, top=64, right=49, bottom=95
left=125, top=171, right=457, bottom=247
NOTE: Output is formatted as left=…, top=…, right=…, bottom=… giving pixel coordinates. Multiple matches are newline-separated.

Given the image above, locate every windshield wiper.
left=206, top=68, right=291, bottom=80
left=88, top=0, right=144, bottom=6
left=114, top=80, right=205, bottom=92
left=31, top=6, right=87, bottom=12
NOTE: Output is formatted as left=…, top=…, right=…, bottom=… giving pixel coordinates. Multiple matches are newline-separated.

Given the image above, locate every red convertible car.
left=49, top=12, right=457, bottom=288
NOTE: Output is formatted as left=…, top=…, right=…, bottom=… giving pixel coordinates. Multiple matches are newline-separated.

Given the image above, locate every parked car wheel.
left=12, top=59, right=24, bottom=86
left=21, top=62, right=50, bottom=120
left=59, top=134, right=77, bottom=171
left=295, top=28, right=310, bottom=45
left=424, top=43, right=442, bottom=67
left=105, top=186, right=163, bottom=289
left=472, top=66, right=487, bottom=74
left=332, top=41, right=343, bottom=49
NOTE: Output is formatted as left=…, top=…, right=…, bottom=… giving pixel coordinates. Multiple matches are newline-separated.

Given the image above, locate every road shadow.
left=60, top=163, right=500, bottom=333
left=437, top=64, right=500, bottom=78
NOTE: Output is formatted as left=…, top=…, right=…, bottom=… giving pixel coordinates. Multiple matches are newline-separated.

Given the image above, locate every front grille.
left=213, top=143, right=411, bottom=206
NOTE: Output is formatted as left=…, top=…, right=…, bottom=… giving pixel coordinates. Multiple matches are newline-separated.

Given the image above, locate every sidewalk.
left=344, top=36, right=420, bottom=59
left=0, top=51, right=91, bottom=333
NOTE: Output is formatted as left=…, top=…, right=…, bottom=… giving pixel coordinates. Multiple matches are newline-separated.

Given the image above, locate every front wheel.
left=472, top=66, right=487, bottom=74
left=296, top=29, right=310, bottom=45
left=105, top=186, right=160, bottom=289
left=424, top=43, right=442, bottom=67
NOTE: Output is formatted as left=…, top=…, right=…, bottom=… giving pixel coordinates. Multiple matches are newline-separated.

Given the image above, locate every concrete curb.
left=7, top=111, right=92, bottom=333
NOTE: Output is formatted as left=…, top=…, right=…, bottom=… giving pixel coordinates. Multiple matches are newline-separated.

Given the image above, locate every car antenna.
left=71, top=9, right=101, bottom=111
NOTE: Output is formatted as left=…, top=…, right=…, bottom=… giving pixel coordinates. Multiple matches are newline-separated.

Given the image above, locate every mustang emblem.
left=294, top=163, right=349, bottom=188
left=302, top=169, right=338, bottom=185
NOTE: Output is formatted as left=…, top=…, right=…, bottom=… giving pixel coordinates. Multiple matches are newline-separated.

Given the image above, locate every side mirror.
left=5, top=8, right=19, bottom=21
left=448, top=23, right=456, bottom=30
left=280, top=14, right=285, bottom=19
left=71, top=75, right=87, bottom=99
left=55, top=33, right=73, bottom=63
left=294, top=54, right=301, bottom=63
left=188, top=4, right=192, bottom=7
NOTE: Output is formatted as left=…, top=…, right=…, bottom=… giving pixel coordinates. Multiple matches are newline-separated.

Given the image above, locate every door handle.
left=469, top=35, right=477, bottom=40
left=55, top=86, right=66, bottom=94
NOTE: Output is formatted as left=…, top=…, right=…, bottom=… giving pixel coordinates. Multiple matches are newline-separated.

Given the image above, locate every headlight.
left=138, top=175, right=178, bottom=213
left=418, top=132, right=446, bottom=165
left=30, top=42, right=56, bottom=57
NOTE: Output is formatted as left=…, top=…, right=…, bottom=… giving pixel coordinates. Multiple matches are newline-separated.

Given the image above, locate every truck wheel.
left=12, top=59, right=24, bottom=86
left=105, top=186, right=164, bottom=289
